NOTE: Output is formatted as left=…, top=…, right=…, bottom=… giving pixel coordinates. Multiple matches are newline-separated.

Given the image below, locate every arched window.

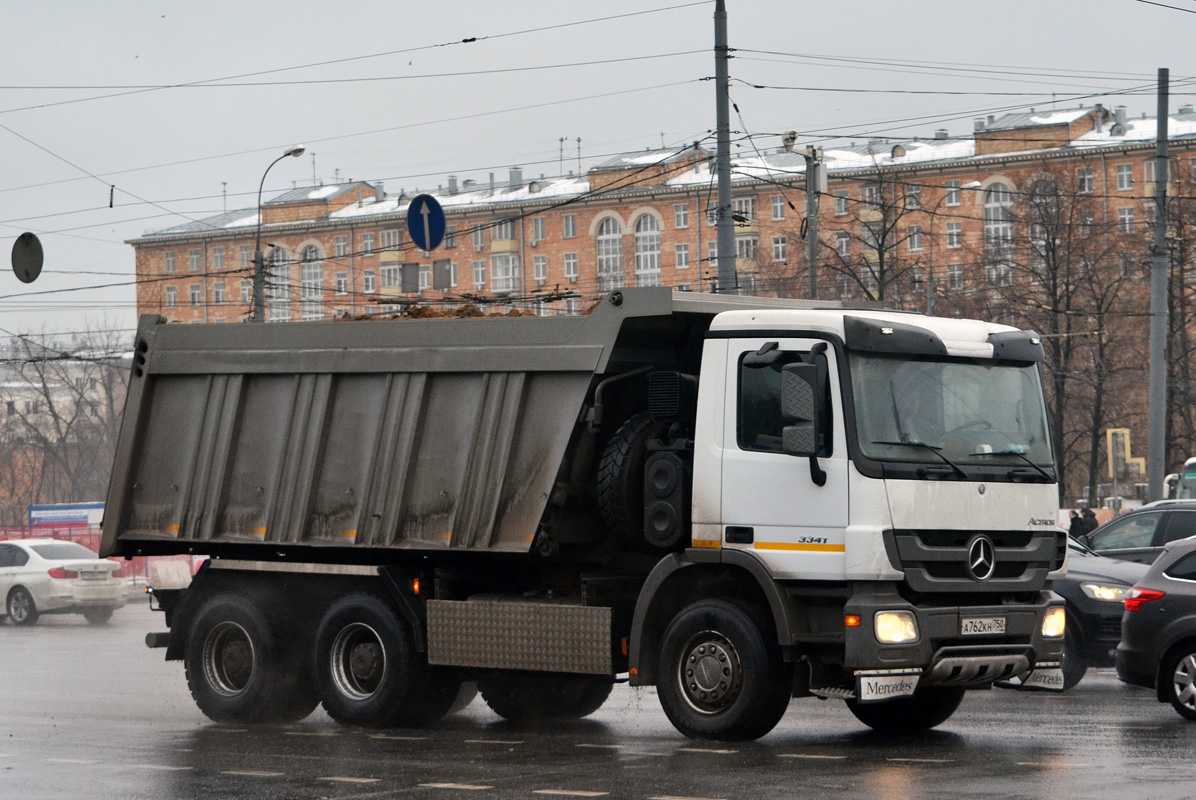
left=633, top=215, right=661, bottom=287
left=1027, top=179, right=1060, bottom=271
left=983, top=183, right=1015, bottom=285
left=300, top=244, right=324, bottom=320
left=596, top=217, right=623, bottom=292
left=267, top=247, right=290, bottom=321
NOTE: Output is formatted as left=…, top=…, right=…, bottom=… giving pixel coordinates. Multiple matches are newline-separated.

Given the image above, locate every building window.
left=1145, top=159, right=1156, bottom=184
left=984, top=182, right=1015, bottom=263
left=535, top=299, right=547, bottom=317
left=189, top=284, right=201, bottom=306
left=1116, top=163, right=1133, bottom=191
left=946, top=222, right=962, bottom=249
left=335, top=272, right=348, bottom=295
left=240, top=280, right=251, bottom=303
left=473, top=260, right=485, bottom=288
left=165, top=286, right=177, bottom=307
left=334, top=236, right=347, bottom=258
left=834, top=190, right=849, bottom=216
left=213, top=247, right=224, bottom=271
left=490, top=253, right=519, bottom=292
left=214, top=282, right=226, bottom=305
left=472, top=225, right=485, bottom=251
left=378, top=229, right=399, bottom=251
left=1118, top=207, right=1135, bottom=234
left=861, top=184, right=881, bottom=208
left=944, top=180, right=961, bottom=207
left=300, top=247, right=324, bottom=320
left=1080, top=212, right=1095, bottom=238
left=634, top=215, right=662, bottom=287
left=948, top=263, right=963, bottom=289
left=732, top=196, right=755, bottom=222
left=381, top=264, right=399, bottom=289
left=533, top=254, right=547, bottom=284
left=419, top=264, right=431, bottom=292
left=912, top=269, right=924, bottom=291
left=674, top=203, right=689, bottom=229
left=905, top=184, right=921, bottom=210
left=449, top=261, right=458, bottom=288
left=362, top=233, right=375, bottom=256
left=532, top=217, right=546, bottom=243
left=1077, top=167, right=1094, bottom=194
left=164, top=251, right=176, bottom=273
left=708, top=241, right=718, bottom=270
left=566, top=296, right=579, bottom=315
left=836, top=232, right=850, bottom=257
left=736, top=236, right=758, bottom=261
left=363, top=270, right=375, bottom=293
left=240, top=245, right=252, bottom=267
left=676, top=243, right=690, bottom=269
left=189, top=249, right=201, bottom=272
left=564, top=253, right=578, bottom=282
left=268, top=249, right=290, bottom=321
left=706, top=202, right=719, bottom=225
left=495, top=219, right=516, bottom=241
left=772, top=236, right=787, bottom=263
left=444, top=225, right=457, bottom=249
left=563, top=214, right=577, bottom=239
left=771, top=195, right=786, bottom=221
left=596, top=217, right=623, bottom=292
left=908, top=225, right=923, bottom=252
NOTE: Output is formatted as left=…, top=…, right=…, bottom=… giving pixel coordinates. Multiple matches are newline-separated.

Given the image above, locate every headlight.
left=1041, top=606, right=1066, bottom=638
left=1080, top=583, right=1130, bottom=603
left=875, top=610, right=919, bottom=644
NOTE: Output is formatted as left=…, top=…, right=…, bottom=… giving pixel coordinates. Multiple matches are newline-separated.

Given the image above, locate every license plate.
left=960, top=616, right=1005, bottom=635
left=856, top=673, right=920, bottom=702
left=80, top=571, right=106, bottom=581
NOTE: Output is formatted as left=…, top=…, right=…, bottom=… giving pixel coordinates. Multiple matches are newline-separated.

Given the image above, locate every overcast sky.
left=0, top=0, right=1190, bottom=340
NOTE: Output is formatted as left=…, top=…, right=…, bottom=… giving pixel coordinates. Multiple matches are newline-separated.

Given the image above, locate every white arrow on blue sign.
left=407, top=194, right=446, bottom=252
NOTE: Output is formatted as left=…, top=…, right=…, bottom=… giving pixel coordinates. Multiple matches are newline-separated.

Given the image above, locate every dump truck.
left=101, top=288, right=1067, bottom=740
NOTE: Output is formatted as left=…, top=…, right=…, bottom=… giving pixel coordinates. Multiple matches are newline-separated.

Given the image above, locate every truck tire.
left=845, top=686, right=966, bottom=734
left=655, top=599, right=792, bottom=741
left=597, top=412, right=666, bottom=548
left=1061, top=628, right=1088, bottom=690
left=313, top=593, right=458, bottom=728
left=184, top=594, right=318, bottom=723
left=478, top=673, right=614, bottom=722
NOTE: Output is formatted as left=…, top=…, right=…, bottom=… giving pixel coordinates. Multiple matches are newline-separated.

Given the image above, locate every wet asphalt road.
left=2, top=602, right=1196, bottom=800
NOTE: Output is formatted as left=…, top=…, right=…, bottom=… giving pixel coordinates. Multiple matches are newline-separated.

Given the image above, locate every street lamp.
left=252, top=145, right=306, bottom=322
left=926, top=180, right=981, bottom=314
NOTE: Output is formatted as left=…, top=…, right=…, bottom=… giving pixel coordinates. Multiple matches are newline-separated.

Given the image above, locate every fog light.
left=875, top=610, right=918, bottom=644
left=1041, top=606, right=1066, bottom=638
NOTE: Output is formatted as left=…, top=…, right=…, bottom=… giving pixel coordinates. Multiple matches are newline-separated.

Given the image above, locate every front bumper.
left=844, top=584, right=1064, bottom=690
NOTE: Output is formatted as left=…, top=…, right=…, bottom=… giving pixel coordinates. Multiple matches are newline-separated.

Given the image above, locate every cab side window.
left=1090, top=512, right=1162, bottom=550
left=737, top=350, right=832, bottom=456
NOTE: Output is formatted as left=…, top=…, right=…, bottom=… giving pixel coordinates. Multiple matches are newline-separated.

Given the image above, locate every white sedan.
left=0, top=539, right=126, bottom=625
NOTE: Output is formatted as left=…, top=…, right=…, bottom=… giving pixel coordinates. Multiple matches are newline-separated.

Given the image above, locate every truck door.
left=720, top=338, right=849, bottom=579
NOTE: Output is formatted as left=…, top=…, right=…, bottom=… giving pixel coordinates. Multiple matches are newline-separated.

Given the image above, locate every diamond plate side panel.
left=426, top=600, right=612, bottom=675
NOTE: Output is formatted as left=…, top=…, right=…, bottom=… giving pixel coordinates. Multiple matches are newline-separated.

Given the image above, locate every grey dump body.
left=101, top=288, right=826, bottom=561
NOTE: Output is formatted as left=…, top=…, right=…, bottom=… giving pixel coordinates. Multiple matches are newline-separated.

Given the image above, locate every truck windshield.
left=850, top=353, right=1053, bottom=467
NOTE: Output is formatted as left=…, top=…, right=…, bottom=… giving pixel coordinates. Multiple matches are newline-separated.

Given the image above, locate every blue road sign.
left=407, top=194, right=446, bottom=252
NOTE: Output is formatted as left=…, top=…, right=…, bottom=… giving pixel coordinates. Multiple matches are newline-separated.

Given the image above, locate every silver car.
left=0, top=539, right=126, bottom=625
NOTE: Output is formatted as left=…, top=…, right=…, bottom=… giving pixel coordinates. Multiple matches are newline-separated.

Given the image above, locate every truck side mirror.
left=781, top=362, right=821, bottom=458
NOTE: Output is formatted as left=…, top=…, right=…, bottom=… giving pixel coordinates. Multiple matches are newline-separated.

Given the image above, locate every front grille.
left=1098, top=618, right=1123, bottom=643
left=885, top=528, right=1063, bottom=593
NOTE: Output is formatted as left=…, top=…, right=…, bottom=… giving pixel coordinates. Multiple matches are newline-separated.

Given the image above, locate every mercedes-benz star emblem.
left=966, top=535, right=996, bottom=582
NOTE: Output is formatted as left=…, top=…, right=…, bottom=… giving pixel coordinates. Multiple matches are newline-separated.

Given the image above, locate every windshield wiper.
left=871, top=440, right=967, bottom=479
left=972, top=444, right=1054, bottom=482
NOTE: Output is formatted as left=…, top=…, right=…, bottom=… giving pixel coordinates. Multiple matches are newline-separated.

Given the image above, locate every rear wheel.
left=83, top=608, right=115, bottom=625
left=655, top=599, right=792, bottom=741
left=314, top=593, right=457, bottom=728
left=1061, top=627, right=1088, bottom=690
left=478, top=673, right=614, bottom=722
left=7, top=587, right=38, bottom=626
left=1164, top=644, right=1196, bottom=721
left=184, top=594, right=317, bottom=723
left=846, top=686, right=966, bottom=734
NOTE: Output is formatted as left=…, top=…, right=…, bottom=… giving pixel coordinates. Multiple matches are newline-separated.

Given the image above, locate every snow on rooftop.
left=222, top=212, right=258, bottom=229
left=1027, top=108, right=1091, bottom=126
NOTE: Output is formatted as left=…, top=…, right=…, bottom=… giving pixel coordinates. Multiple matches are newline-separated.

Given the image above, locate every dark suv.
left=1080, top=500, right=1196, bottom=564
left=1116, top=537, right=1196, bottom=720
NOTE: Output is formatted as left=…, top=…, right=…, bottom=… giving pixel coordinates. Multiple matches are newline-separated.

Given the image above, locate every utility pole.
left=713, top=0, right=736, bottom=293
left=1148, top=67, right=1170, bottom=501
left=804, top=147, right=824, bottom=299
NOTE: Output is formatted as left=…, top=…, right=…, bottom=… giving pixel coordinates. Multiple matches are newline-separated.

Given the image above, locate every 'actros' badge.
left=966, top=535, right=996, bottom=582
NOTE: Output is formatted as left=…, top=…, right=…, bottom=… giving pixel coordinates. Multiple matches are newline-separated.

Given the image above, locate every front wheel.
left=846, top=686, right=966, bottom=734
left=1061, top=628, right=1088, bottom=690
left=7, top=587, right=38, bottom=626
left=1164, top=644, right=1196, bottom=721
left=656, top=599, right=792, bottom=741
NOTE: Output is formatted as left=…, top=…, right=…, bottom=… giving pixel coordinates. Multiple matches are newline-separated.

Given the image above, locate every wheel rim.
left=1173, top=653, right=1196, bottom=711
left=675, top=629, right=743, bottom=714
left=9, top=591, right=29, bottom=622
left=202, top=621, right=255, bottom=697
left=330, top=622, right=387, bottom=701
